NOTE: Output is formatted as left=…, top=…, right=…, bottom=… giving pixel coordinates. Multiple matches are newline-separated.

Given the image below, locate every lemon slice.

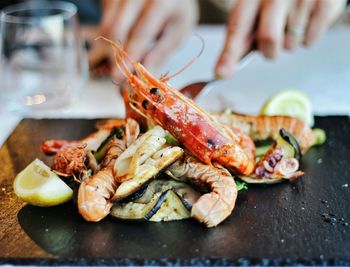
left=260, top=89, right=314, bottom=126
left=13, top=159, right=73, bottom=207
left=312, top=128, right=326, bottom=146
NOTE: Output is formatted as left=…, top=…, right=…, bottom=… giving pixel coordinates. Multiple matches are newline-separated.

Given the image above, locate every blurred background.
left=0, top=0, right=231, bottom=24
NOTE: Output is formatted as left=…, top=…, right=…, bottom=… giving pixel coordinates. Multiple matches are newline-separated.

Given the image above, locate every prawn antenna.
left=161, top=34, right=205, bottom=82
left=128, top=102, right=148, bottom=120
left=111, top=80, right=124, bottom=88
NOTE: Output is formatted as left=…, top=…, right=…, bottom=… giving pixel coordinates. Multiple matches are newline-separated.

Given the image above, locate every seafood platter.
left=1, top=39, right=349, bottom=265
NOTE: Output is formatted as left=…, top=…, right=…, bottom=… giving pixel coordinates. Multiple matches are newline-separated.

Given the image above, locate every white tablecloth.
left=1, top=24, right=350, bottom=147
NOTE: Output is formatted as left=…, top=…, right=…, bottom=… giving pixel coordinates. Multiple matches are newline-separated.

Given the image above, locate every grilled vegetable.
left=278, top=128, right=301, bottom=160
left=235, top=180, right=248, bottom=191
left=110, top=179, right=200, bottom=221
left=165, top=132, right=178, bottom=145
left=110, top=193, right=160, bottom=220
left=93, top=128, right=124, bottom=162
left=148, top=191, right=190, bottom=222
left=131, top=179, right=201, bottom=208
left=256, top=145, right=272, bottom=158
left=239, top=176, right=284, bottom=184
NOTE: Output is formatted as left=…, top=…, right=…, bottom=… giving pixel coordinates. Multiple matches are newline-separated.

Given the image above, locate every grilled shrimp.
left=77, top=119, right=140, bottom=222
left=167, top=154, right=237, bottom=228
left=214, top=110, right=314, bottom=153
left=100, top=37, right=254, bottom=176
left=41, top=139, right=70, bottom=155
left=41, top=128, right=111, bottom=155
left=229, top=127, right=256, bottom=163
left=50, top=142, right=92, bottom=178
left=41, top=128, right=112, bottom=178
left=78, top=137, right=125, bottom=222
left=95, top=118, right=126, bottom=131
left=41, top=119, right=139, bottom=179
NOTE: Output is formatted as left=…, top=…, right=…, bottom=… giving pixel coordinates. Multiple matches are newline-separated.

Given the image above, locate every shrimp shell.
left=51, top=142, right=88, bottom=178
left=214, top=110, right=314, bottom=153
left=77, top=136, right=126, bottom=222
left=167, top=154, right=237, bottom=227
left=78, top=120, right=139, bottom=222
left=78, top=167, right=117, bottom=222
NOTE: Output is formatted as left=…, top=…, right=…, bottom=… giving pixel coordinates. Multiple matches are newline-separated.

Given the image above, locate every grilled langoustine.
left=214, top=110, right=314, bottom=154
left=77, top=119, right=140, bottom=222
left=99, top=37, right=255, bottom=176
left=167, top=153, right=237, bottom=227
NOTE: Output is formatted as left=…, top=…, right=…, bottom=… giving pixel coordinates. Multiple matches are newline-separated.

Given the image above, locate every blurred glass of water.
left=0, top=1, right=88, bottom=114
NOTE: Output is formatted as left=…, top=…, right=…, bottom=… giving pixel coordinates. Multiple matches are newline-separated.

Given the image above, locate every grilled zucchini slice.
left=110, top=179, right=200, bottom=221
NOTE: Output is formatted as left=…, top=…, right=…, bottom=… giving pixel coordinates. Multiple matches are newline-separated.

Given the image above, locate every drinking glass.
left=0, top=1, right=88, bottom=114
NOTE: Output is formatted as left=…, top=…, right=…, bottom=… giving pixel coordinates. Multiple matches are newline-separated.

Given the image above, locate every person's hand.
left=89, top=0, right=199, bottom=79
left=215, top=0, right=347, bottom=78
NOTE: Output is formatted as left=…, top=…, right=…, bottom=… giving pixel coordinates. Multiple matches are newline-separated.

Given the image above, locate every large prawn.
left=214, top=110, right=314, bottom=154
left=77, top=119, right=140, bottom=222
left=99, top=37, right=255, bottom=176
left=77, top=136, right=125, bottom=222
left=167, top=154, right=237, bottom=227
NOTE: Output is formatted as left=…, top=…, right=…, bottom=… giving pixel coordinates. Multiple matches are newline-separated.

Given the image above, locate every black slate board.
left=0, top=116, right=350, bottom=266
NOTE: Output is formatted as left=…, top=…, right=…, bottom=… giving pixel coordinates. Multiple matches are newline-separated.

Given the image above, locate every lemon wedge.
left=13, top=159, right=73, bottom=207
left=312, top=128, right=326, bottom=146
left=260, top=89, right=314, bottom=126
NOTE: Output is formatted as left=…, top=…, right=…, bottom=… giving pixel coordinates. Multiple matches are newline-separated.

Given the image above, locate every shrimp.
left=50, top=142, right=91, bottom=178
left=229, top=127, right=256, bottom=164
left=214, top=110, right=314, bottom=154
left=41, top=128, right=111, bottom=179
left=123, top=89, right=147, bottom=131
left=77, top=137, right=125, bottom=222
left=41, top=139, right=70, bottom=155
left=41, top=128, right=112, bottom=178
left=77, top=119, right=140, bottom=222
left=167, top=154, right=237, bottom=228
left=99, top=37, right=255, bottom=176
left=95, top=118, right=126, bottom=131
left=41, top=119, right=139, bottom=179
left=41, top=128, right=112, bottom=155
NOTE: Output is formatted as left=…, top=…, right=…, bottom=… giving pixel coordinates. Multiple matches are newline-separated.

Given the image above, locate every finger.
left=102, top=0, right=146, bottom=81
left=88, top=41, right=110, bottom=67
left=142, top=21, right=187, bottom=70
left=215, top=0, right=260, bottom=78
left=284, top=0, right=315, bottom=50
left=125, top=0, right=172, bottom=62
left=100, top=0, right=145, bottom=43
left=110, top=0, right=168, bottom=81
left=303, top=0, right=345, bottom=46
left=82, top=26, right=108, bottom=67
left=258, top=0, right=291, bottom=59
left=142, top=0, right=198, bottom=69
left=303, top=0, right=330, bottom=46
left=99, top=0, right=121, bottom=36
